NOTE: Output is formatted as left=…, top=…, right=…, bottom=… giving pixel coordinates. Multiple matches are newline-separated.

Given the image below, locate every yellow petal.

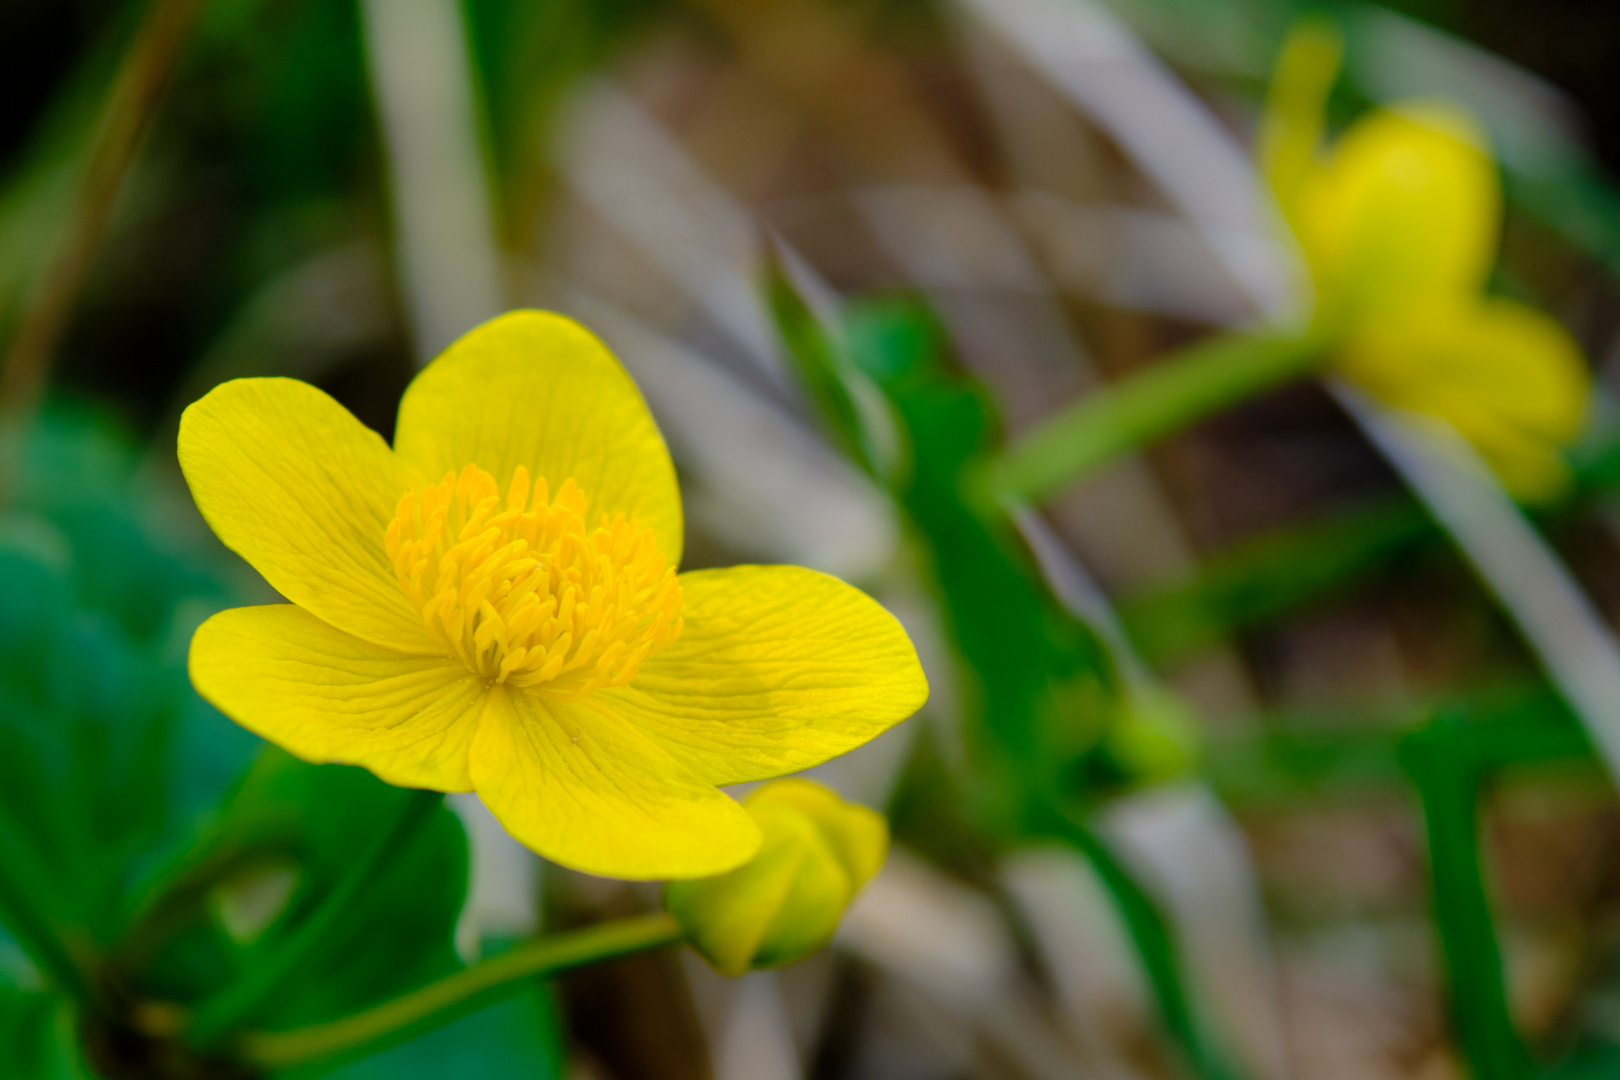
left=1339, top=298, right=1589, bottom=501
left=603, top=565, right=928, bottom=786
left=190, top=605, right=487, bottom=791
left=1298, top=104, right=1499, bottom=324
left=179, top=378, right=434, bottom=655
left=394, top=311, right=683, bottom=565
left=469, top=686, right=761, bottom=880
left=1259, top=19, right=1343, bottom=223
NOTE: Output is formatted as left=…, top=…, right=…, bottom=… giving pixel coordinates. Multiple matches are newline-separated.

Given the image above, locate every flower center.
left=385, top=464, right=682, bottom=696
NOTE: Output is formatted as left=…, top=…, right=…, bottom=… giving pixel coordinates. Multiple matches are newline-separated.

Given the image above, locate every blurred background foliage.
left=5, top=0, right=1620, bottom=1078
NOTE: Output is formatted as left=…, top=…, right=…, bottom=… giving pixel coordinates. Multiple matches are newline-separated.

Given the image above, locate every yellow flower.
left=663, top=779, right=885, bottom=976
left=1261, top=24, right=1589, bottom=500
left=180, top=311, right=927, bottom=880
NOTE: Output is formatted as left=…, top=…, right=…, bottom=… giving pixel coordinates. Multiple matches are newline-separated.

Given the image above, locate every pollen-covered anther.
left=385, top=464, right=682, bottom=696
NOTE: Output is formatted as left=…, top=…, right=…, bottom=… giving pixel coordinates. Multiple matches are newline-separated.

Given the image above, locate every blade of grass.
left=1037, top=806, right=1238, bottom=1080
left=764, top=249, right=882, bottom=478
left=359, top=0, right=504, bottom=362
left=1398, top=712, right=1571, bottom=1080
left=1338, top=385, right=1620, bottom=791
left=1118, top=497, right=1433, bottom=665
left=0, top=0, right=206, bottom=472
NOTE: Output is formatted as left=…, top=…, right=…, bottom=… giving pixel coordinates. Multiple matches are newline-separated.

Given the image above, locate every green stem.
left=183, top=788, right=444, bottom=1049
left=237, top=913, right=684, bottom=1070
left=1399, top=717, right=1538, bottom=1080
left=987, top=332, right=1322, bottom=504
left=1037, top=804, right=1239, bottom=1080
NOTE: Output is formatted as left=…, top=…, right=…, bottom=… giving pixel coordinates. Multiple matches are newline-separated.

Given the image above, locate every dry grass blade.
left=0, top=0, right=205, bottom=447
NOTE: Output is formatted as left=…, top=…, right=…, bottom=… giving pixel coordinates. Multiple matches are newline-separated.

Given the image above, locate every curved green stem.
left=987, top=332, right=1323, bottom=505
left=183, top=788, right=444, bottom=1049
left=238, top=913, right=684, bottom=1070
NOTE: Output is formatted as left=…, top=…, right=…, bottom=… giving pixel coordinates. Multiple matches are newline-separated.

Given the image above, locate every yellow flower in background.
left=1261, top=24, right=1589, bottom=500
left=181, top=311, right=928, bottom=880
left=664, top=779, right=885, bottom=976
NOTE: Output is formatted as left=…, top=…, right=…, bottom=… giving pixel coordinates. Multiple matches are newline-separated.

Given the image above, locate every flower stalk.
left=986, top=332, right=1322, bottom=504
left=236, top=913, right=684, bottom=1070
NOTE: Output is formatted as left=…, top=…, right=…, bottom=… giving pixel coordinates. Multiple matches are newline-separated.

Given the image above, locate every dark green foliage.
left=843, top=298, right=1116, bottom=819
left=770, top=276, right=1239, bottom=1080
left=0, top=413, right=563, bottom=1078
left=0, top=990, right=94, bottom=1079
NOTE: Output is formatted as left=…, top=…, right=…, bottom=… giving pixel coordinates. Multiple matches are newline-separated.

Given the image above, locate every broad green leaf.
left=844, top=298, right=1114, bottom=812
left=0, top=534, right=243, bottom=950
left=0, top=413, right=254, bottom=971
left=127, top=750, right=468, bottom=1033
left=0, top=990, right=95, bottom=1080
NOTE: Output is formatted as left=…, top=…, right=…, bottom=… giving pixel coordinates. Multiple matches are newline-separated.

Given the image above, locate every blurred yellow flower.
left=1262, top=24, right=1589, bottom=500
left=180, top=311, right=927, bottom=880
left=664, top=779, right=885, bottom=976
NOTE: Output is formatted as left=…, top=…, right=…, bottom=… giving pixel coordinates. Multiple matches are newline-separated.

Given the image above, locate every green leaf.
left=0, top=414, right=254, bottom=977
left=844, top=298, right=1114, bottom=812
left=842, top=298, right=1238, bottom=1080
left=0, top=989, right=96, bottom=1080
left=0, top=535, right=244, bottom=956
left=128, top=750, right=468, bottom=1033
left=764, top=253, right=887, bottom=478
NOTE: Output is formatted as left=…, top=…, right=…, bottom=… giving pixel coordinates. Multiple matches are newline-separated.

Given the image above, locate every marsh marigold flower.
left=664, top=779, right=885, bottom=976
left=181, top=311, right=927, bottom=880
left=1261, top=24, right=1589, bottom=500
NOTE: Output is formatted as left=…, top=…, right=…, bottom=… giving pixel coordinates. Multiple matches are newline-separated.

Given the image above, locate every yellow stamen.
left=385, top=464, right=683, bottom=696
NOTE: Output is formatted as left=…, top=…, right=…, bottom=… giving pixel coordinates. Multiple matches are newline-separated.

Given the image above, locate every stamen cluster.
left=386, top=464, right=682, bottom=696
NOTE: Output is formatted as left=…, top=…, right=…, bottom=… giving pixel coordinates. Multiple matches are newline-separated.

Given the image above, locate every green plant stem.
left=1037, top=805, right=1238, bottom=1080
left=237, top=913, right=684, bottom=1070
left=988, top=333, right=1322, bottom=504
left=183, top=788, right=444, bottom=1049
left=1400, top=716, right=1545, bottom=1080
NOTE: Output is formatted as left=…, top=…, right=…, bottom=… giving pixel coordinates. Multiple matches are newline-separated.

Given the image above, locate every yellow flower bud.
left=663, top=780, right=887, bottom=977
